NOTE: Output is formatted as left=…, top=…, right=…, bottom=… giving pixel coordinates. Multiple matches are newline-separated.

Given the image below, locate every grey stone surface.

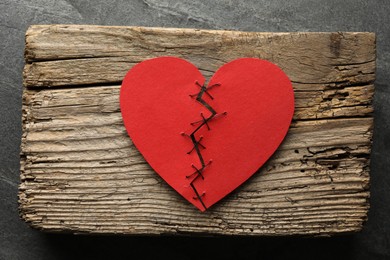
left=0, top=0, right=389, bottom=259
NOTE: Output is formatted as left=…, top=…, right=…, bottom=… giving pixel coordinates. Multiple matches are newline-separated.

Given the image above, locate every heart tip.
left=195, top=204, right=208, bottom=212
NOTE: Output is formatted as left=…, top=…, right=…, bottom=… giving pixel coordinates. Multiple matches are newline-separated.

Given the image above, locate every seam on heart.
left=181, top=80, right=227, bottom=210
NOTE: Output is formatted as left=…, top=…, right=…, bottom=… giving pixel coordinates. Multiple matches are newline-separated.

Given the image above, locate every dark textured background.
left=1, top=1, right=389, bottom=259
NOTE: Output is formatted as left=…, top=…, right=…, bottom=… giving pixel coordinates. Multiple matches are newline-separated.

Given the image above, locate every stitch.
left=185, top=136, right=206, bottom=154
left=189, top=111, right=228, bottom=126
left=190, top=182, right=207, bottom=209
left=193, top=191, right=206, bottom=200
left=189, top=81, right=221, bottom=100
left=186, top=160, right=212, bottom=179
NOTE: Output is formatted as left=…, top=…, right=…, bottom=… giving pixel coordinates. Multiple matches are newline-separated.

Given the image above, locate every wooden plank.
left=19, top=25, right=375, bottom=236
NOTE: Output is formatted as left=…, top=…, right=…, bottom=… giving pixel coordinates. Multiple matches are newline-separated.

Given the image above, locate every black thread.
left=186, top=160, right=212, bottom=179
left=189, top=81, right=220, bottom=100
left=185, top=136, right=205, bottom=154
left=190, top=183, right=206, bottom=209
left=182, top=80, right=226, bottom=210
left=190, top=111, right=227, bottom=127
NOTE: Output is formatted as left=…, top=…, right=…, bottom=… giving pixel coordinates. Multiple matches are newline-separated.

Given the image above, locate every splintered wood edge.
left=19, top=25, right=375, bottom=236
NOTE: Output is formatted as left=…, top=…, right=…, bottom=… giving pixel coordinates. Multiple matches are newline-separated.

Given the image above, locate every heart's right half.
left=120, top=57, right=294, bottom=211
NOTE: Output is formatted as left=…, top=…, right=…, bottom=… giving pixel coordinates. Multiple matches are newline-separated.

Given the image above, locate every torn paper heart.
left=120, top=57, right=294, bottom=211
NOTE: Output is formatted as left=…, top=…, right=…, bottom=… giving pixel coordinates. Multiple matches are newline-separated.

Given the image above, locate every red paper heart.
left=120, top=57, right=294, bottom=211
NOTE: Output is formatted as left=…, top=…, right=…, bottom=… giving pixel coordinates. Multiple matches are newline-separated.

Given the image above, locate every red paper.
left=120, top=57, right=294, bottom=211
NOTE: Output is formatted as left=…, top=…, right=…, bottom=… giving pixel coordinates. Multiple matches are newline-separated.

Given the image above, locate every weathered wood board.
left=19, top=25, right=375, bottom=236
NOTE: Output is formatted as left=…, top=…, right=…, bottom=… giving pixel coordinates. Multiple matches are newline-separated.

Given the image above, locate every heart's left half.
left=120, top=56, right=294, bottom=211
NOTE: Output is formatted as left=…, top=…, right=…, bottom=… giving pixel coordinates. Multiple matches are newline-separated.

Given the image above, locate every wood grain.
left=19, top=25, right=375, bottom=236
